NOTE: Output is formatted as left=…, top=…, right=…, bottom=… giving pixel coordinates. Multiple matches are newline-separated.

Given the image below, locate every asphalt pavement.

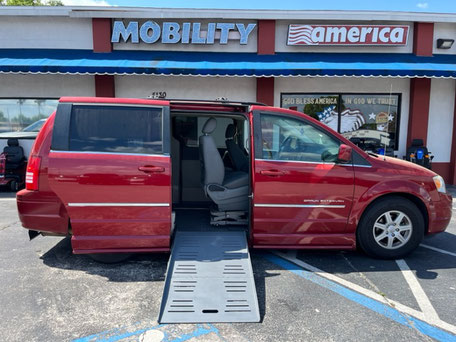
left=0, top=189, right=455, bottom=342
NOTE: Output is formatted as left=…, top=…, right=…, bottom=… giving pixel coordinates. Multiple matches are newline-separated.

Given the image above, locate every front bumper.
left=427, top=192, right=452, bottom=234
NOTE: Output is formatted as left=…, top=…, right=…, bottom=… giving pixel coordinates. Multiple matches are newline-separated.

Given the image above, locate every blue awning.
left=1, top=49, right=456, bottom=78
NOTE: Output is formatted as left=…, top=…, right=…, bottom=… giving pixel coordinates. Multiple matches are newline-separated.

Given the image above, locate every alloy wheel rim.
left=372, top=210, right=413, bottom=250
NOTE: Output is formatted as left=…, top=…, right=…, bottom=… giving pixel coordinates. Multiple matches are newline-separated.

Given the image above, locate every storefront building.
left=1, top=7, right=456, bottom=183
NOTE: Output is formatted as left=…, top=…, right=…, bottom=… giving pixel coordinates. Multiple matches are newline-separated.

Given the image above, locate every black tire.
left=357, top=196, right=424, bottom=259
left=10, top=180, right=18, bottom=192
left=88, top=253, right=132, bottom=264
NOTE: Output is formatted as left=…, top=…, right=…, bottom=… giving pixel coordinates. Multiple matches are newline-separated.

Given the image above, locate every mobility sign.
left=112, top=21, right=256, bottom=45
left=288, top=24, right=409, bottom=46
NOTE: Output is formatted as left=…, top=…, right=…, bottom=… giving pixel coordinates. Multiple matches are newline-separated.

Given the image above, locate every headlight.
left=433, top=175, right=446, bottom=193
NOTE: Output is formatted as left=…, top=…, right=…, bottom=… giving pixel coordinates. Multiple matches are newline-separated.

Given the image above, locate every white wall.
left=276, top=21, right=414, bottom=54
left=115, top=75, right=257, bottom=102
left=274, top=77, right=410, bottom=157
left=0, top=74, right=95, bottom=97
left=427, top=79, right=455, bottom=162
left=0, top=17, right=93, bottom=50
left=433, top=23, right=456, bottom=55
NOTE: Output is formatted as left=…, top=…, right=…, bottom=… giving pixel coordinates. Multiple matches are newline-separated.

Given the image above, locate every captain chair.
left=199, top=118, right=249, bottom=221
left=225, top=124, right=249, bottom=173
left=3, top=138, right=25, bottom=170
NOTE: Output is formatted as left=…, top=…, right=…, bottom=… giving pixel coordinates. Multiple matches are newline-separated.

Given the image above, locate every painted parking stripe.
left=0, top=197, right=16, bottom=201
left=396, top=259, right=440, bottom=322
left=73, top=323, right=219, bottom=342
left=421, top=244, right=456, bottom=257
left=265, top=253, right=456, bottom=341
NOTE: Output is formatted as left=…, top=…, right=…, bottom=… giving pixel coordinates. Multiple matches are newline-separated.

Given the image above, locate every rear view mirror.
left=337, top=144, right=352, bottom=163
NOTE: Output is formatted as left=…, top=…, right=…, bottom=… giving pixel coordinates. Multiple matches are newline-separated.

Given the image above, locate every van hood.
left=368, top=154, right=436, bottom=177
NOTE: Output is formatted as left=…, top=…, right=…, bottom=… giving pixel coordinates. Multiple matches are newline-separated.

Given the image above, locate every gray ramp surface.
left=158, top=231, right=260, bottom=323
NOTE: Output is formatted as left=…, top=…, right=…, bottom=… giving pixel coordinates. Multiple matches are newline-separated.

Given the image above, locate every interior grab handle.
left=138, top=166, right=165, bottom=173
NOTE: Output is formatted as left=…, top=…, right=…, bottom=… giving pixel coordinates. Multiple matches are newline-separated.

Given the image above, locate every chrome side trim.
left=68, top=203, right=170, bottom=207
left=50, top=150, right=169, bottom=158
left=255, top=158, right=335, bottom=165
left=254, top=203, right=346, bottom=208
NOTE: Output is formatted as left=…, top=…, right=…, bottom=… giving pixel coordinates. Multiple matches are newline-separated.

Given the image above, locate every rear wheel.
left=88, top=253, right=132, bottom=264
left=10, top=180, right=18, bottom=192
left=357, top=196, right=424, bottom=259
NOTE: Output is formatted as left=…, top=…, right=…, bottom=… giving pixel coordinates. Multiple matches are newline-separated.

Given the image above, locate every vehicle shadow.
left=40, top=237, right=169, bottom=283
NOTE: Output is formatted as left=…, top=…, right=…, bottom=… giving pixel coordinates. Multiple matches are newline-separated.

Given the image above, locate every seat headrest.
left=7, top=138, right=19, bottom=147
left=225, top=124, right=236, bottom=139
left=411, top=139, right=424, bottom=147
left=202, top=117, right=217, bottom=134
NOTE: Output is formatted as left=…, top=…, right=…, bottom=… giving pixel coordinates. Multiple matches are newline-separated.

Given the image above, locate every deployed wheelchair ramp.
left=158, top=230, right=260, bottom=323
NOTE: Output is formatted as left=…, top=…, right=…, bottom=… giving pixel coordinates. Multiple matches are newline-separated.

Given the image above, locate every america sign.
left=287, top=24, right=409, bottom=46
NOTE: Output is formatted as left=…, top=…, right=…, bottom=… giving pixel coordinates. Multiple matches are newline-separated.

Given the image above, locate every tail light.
left=0, top=153, right=5, bottom=177
left=26, top=155, right=41, bottom=191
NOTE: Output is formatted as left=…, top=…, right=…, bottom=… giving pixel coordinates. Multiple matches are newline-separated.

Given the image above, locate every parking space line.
left=421, top=244, right=456, bottom=257
left=0, top=197, right=16, bottom=201
left=272, top=251, right=456, bottom=337
left=396, top=259, right=440, bottom=323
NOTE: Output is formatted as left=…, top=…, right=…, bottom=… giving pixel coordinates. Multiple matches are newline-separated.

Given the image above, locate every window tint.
left=69, top=105, right=162, bottom=154
left=260, top=114, right=340, bottom=162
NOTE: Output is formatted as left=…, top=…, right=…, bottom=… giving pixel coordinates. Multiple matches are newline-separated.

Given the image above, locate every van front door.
left=252, top=110, right=355, bottom=248
left=48, top=100, right=172, bottom=253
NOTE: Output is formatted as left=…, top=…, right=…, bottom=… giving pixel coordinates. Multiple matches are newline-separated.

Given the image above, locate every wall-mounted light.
left=436, top=38, right=455, bottom=49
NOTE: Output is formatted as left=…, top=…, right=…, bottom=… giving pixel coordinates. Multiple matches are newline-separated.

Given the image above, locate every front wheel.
left=357, top=196, right=424, bottom=259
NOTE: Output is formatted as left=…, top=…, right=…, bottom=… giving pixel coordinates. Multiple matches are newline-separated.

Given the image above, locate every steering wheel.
left=278, top=136, right=302, bottom=160
left=262, top=139, right=273, bottom=159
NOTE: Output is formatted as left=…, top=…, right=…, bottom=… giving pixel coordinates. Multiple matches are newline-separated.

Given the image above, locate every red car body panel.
left=47, top=152, right=172, bottom=253
left=15, top=98, right=452, bottom=254
left=17, top=112, right=69, bottom=235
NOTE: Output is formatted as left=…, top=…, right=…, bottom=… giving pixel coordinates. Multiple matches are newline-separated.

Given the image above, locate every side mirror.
left=337, top=144, right=352, bottom=163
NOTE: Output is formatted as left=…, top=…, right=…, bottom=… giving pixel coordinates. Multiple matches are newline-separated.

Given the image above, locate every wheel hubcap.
left=372, top=210, right=413, bottom=250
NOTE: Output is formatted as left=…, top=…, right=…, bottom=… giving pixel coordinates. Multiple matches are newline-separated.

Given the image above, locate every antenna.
left=384, top=84, right=393, bottom=161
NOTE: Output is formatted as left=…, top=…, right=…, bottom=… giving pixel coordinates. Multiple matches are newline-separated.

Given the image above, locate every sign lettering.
left=287, top=24, right=409, bottom=46
left=112, top=21, right=256, bottom=45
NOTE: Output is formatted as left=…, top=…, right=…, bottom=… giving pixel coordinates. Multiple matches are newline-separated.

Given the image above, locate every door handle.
left=138, top=166, right=165, bottom=173
left=260, top=170, right=285, bottom=176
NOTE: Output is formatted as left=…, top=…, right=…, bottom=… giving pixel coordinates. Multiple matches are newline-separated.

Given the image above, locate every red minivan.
left=16, top=97, right=452, bottom=260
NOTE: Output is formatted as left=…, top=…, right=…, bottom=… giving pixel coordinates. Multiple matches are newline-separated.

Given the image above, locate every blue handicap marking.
left=73, top=323, right=220, bottom=342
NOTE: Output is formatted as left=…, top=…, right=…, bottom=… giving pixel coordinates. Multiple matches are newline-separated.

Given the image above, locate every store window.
left=0, top=99, right=58, bottom=133
left=281, top=93, right=401, bottom=152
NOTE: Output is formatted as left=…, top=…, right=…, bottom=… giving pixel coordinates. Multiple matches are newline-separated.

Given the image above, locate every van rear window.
left=69, top=105, right=162, bottom=154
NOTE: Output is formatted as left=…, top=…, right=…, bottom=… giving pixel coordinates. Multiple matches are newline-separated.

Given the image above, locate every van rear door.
left=48, top=99, right=172, bottom=253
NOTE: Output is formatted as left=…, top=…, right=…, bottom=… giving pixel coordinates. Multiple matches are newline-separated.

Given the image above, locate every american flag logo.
left=288, top=25, right=316, bottom=45
left=317, top=106, right=366, bottom=133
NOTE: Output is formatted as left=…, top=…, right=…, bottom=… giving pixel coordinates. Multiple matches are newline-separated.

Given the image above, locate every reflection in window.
left=0, top=99, right=58, bottom=133
left=261, top=114, right=340, bottom=163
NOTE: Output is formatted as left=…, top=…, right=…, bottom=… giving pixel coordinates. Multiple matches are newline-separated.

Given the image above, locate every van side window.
left=260, top=114, right=340, bottom=162
left=69, top=105, right=162, bottom=154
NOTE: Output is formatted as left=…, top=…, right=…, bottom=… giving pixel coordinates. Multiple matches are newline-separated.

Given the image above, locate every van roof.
left=59, top=97, right=267, bottom=113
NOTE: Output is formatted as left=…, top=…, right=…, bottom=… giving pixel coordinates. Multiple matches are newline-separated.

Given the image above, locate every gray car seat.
left=225, top=124, right=249, bottom=172
left=199, top=118, right=249, bottom=213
